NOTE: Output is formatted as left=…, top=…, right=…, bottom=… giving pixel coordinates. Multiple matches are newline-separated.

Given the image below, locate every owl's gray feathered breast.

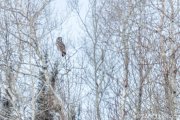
left=56, top=37, right=66, bottom=57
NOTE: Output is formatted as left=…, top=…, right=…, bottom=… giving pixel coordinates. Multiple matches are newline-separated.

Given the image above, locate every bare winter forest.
left=0, top=0, right=179, bottom=120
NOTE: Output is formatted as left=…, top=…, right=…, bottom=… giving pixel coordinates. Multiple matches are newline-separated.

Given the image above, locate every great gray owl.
left=56, top=37, right=66, bottom=57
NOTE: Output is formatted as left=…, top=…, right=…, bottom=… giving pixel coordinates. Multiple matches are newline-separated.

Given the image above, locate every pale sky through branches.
left=54, top=0, right=88, bottom=43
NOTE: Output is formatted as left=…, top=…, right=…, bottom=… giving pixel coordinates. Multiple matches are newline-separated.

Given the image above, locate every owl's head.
left=57, top=37, right=62, bottom=42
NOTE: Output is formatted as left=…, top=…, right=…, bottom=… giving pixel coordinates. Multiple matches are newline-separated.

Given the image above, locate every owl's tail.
left=62, top=52, right=66, bottom=57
